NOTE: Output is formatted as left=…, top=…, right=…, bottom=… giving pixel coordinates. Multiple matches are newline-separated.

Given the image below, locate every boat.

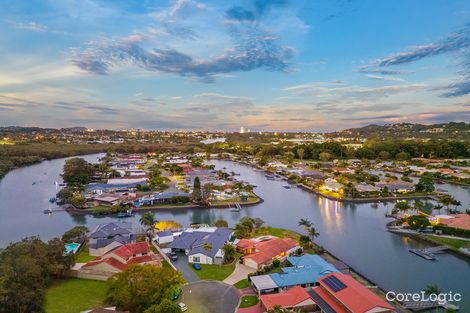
left=49, top=197, right=56, bottom=203
left=282, top=185, right=291, bottom=189
left=409, top=249, right=437, bottom=261
left=265, top=174, right=275, bottom=180
left=117, top=208, right=133, bottom=218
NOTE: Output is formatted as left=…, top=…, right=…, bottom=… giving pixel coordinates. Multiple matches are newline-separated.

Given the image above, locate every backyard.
left=45, top=278, right=108, bottom=313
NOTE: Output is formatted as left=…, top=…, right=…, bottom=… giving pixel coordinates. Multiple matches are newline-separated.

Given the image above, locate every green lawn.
left=45, top=278, right=108, bottom=313
left=239, top=295, right=259, bottom=308
left=250, top=227, right=301, bottom=240
left=74, top=245, right=95, bottom=263
left=422, top=235, right=470, bottom=249
left=189, top=263, right=235, bottom=281
left=234, top=278, right=251, bottom=289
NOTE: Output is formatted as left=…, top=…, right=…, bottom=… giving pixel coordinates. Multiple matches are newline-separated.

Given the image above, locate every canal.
left=0, top=156, right=469, bottom=310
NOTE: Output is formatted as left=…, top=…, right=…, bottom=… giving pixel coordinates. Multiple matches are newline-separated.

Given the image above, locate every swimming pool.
left=64, top=242, right=81, bottom=254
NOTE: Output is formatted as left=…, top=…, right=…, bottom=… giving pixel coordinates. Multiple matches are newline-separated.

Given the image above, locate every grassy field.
left=234, top=278, right=251, bottom=289
left=422, top=235, right=470, bottom=249
left=239, top=295, right=259, bottom=308
left=250, top=227, right=301, bottom=240
left=189, top=263, right=235, bottom=281
left=45, top=278, right=108, bottom=313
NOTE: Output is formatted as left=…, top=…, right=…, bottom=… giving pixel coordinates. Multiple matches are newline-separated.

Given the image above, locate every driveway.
left=180, top=281, right=240, bottom=313
left=170, top=252, right=200, bottom=282
left=223, top=263, right=255, bottom=285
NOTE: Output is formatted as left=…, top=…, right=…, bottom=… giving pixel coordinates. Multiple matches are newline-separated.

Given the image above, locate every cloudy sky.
left=1, top=0, right=470, bottom=131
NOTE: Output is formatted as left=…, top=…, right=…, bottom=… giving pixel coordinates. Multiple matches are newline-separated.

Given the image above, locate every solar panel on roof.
left=322, top=275, right=347, bottom=293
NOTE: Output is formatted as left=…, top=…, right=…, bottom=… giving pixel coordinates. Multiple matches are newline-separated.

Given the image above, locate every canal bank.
left=1, top=156, right=470, bottom=311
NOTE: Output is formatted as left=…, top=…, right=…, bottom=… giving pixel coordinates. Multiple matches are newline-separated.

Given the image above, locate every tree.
left=234, top=217, right=255, bottom=238
left=213, top=219, right=229, bottom=228
left=192, top=176, right=202, bottom=203
left=62, top=158, right=94, bottom=186
left=319, top=152, right=331, bottom=161
left=423, top=284, right=441, bottom=296
left=267, top=305, right=291, bottom=313
left=396, top=152, right=410, bottom=161
left=407, top=215, right=431, bottom=230
left=298, top=218, right=312, bottom=231
left=299, top=235, right=311, bottom=248
left=144, top=299, right=181, bottom=313
left=107, top=264, right=184, bottom=313
left=415, top=177, right=435, bottom=193
left=61, top=226, right=89, bottom=243
left=253, top=218, right=265, bottom=229
left=414, top=200, right=424, bottom=212
left=308, top=226, right=320, bottom=243
left=439, top=195, right=457, bottom=212
left=284, top=151, right=295, bottom=165
left=297, top=148, right=305, bottom=161
left=378, top=151, right=390, bottom=160
left=394, top=201, right=411, bottom=215
left=222, top=244, right=237, bottom=263
left=140, top=212, right=157, bottom=235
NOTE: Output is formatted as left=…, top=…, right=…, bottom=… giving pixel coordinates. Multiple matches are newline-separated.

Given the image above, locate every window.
left=193, top=256, right=200, bottom=263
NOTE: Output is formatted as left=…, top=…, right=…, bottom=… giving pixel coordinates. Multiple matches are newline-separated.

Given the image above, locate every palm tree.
left=308, top=227, right=320, bottom=243
left=423, top=284, right=441, bottom=297
left=140, top=212, right=157, bottom=238
left=394, top=201, right=411, bottom=216
left=434, top=204, right=443, bottom=215
left=414, top=200, right=424, bottom=212
left=298, top=218, right=312, bottom=231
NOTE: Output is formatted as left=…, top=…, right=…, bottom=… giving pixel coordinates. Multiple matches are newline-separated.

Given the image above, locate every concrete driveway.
left=180, top=281, right=240, bottom=313
left=170, top=252, right=200, bottom=282
left=223, top=262, right=255, bottom=285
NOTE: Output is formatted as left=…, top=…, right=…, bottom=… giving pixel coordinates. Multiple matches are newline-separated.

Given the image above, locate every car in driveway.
left=170, top=252, right=178, bottom=261
left=192, top=263, right=202, bottom=270
left=178, top=302, right=188, bottom=312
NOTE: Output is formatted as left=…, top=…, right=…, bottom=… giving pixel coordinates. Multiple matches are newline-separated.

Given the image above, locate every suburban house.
left=377, top=180, right=414, bottom=193
left=237, top=236, right=300, bottom=270
left=170, top=227, right=233, bottom=264
left=154, top=230, right=174, bottom=245
left=355, top=183, right=381, bottom=193
left=250, top=254, right=339, bottom=294
left=87, top=222, right=135, bottom=256
left=308, top=272, right=395, bottom=313
left=82, top=242, right=160, bottom=275
left=322, top=178, right=343, bottom=192
left=259, top=286, right=317, bottom=312
left=437, top=214, right=470, bottom=231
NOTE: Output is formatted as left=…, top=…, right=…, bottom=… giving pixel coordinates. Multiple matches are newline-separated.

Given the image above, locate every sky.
left=1, top=0, right=470, bottom=131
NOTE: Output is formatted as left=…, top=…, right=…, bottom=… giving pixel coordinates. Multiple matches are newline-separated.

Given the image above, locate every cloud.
left=365, top=74, right=405, bottom=82
left=71, top=25, right=293, bottom=82
left=357, top=68, right=413, bottom=75
left=10, top=21, right=48, bottom=32
left=226, top=6, right=256, bottom=21
left=187, top=93, right=254, bottom=112
left=285, top=83, right=426, bottom=100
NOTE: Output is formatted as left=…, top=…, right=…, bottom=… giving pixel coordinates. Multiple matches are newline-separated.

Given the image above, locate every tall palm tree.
left=298, top=218, right=312, bottom=231
left=423, top=284, right=441, bottom=296
left=308, top=227, right=320, bottom=243
left=139, top=212, right=157, bottom=238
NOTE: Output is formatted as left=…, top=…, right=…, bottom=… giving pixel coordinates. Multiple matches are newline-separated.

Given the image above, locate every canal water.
left=0, top=156, right=469, bottom=310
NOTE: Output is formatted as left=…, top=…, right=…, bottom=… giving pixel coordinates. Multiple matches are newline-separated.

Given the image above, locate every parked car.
left=170, top=252, right=178, bottom=261
left=192, top=263, right=202, bottom=270
left=178, top=302, right=188, bottom=312
left=173, top=288, right=182, bottom=300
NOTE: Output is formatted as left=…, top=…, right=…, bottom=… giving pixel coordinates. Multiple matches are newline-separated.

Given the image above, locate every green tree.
left=319, top=152, right=331, bottom=161
left=299, top=235, right=311, bottom=248
left=298, top=218, right=312, bottom=232
left=222, top=244, right=237, bottom=263
left=267, top=305, right=291, bottom=313
left=253, top=218, right=265, bottom=229
left=107, top=264, right=184, bottom=313
left=213, top=219, right=229, bottom=228
left=394, top=201, right=411, bottom=215
left=61, top=226, right=89, bottom=243
left=192, top=176, right=202, bottom=203
left=423, top=284, right=441, bottom=296
left=62, top=158, right=94, bottom=186
left=407, top=215, right=431, bottom=230
left=297, top=148, right=305, bottom=161
left=308, top=226, right=320, bottom=243
left=144, top=299, right=182, bottom=313
left=396, top=152, right=410, bottom=161
left=378, top=151, right=390, bottom=160
left=415, top=177, right=435, bottom=193
left=140, top=212, right=157, bottom=236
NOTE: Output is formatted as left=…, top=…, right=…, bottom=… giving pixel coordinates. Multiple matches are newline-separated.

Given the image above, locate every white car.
left=178, top=302, right=188, bottom=312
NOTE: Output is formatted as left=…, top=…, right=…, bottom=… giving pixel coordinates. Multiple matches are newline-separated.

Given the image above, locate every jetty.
left=402, top=300, right=459, bottom=311
left=43, top=207, right=66, bottom=214
left=409, top=246, right=448, bottom=261
left=229, top=203, right=242, bottom=212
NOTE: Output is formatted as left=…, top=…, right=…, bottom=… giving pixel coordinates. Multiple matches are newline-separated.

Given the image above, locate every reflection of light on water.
left=317, top=197, right=342, bottom=227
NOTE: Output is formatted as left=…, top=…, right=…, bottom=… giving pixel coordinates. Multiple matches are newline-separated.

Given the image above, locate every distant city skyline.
left=1, top=0, right=470, bottom=131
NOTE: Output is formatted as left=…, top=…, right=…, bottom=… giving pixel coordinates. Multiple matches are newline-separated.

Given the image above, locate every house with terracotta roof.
left=308, top=272, right=395, bottom=313
left=260, top=286, right=317, bottom=312
left=438, top=214, right=470, bottom=231
left=237, top=236, right=300, bottom=270
left=81, top=242, right=160, bottom=276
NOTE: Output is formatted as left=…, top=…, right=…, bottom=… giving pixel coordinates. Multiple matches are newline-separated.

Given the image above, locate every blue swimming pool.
left=64, top=242, right=80, bottom=254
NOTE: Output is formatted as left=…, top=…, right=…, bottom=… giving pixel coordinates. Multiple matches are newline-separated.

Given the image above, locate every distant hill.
left=332, top=122, right=470, bottom=140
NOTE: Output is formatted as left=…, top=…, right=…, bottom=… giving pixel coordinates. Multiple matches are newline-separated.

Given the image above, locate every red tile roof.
left=83, top=256, right=127, bottom=271
left=260, top=286, right=313, bottom=310
left=110, top=242, right=150, bottom=260
left=318, top=273, right=394, bottom=313
left=242, top=237, right=299, bottom=266
left=312, top=286, right=349, bottom=313
left=439, top=214, right=470, bottom=231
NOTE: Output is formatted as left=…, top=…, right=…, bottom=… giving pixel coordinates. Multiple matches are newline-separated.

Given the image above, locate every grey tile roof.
left=88, top=222, right=132, bottom=239
left=188, top=228, right=233, bottom=258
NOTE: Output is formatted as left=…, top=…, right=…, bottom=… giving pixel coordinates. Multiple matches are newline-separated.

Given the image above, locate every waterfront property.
left=170, top=227, right=233, bottom=265
left=250, top=254, right=339, bottom=294
left=259, top=286, right=316, bottom=312
left=308, top=272, right=395, bottom=313
left=236, top=236, right=300, bottom=270
left=437, top=214, right=470, bottom=231
left=87, top=222, right=135, bottom=256
left=81, top=242, right=160, bottom=276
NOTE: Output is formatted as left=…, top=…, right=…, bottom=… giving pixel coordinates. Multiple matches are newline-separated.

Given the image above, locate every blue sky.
left=1, top=0, right=469, bottom=131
